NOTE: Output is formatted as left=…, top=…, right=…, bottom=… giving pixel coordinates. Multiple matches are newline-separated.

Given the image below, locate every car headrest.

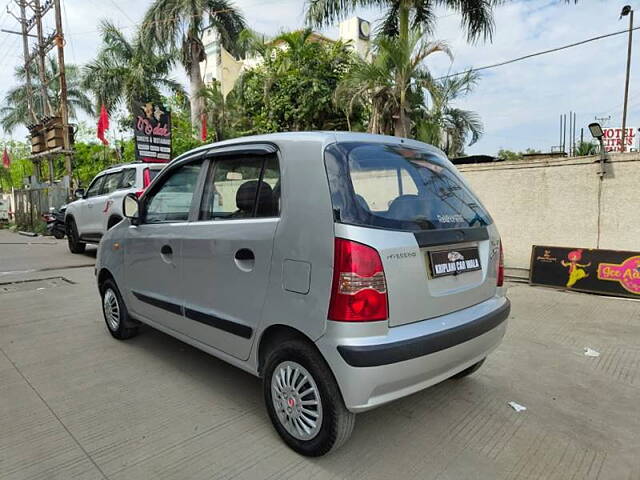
left=236, top=180, right=276, bottom=216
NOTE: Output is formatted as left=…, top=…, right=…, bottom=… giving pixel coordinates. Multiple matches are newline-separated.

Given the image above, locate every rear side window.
left=119, top=169, right=136, bottom=189
left=325, top=143, right=491, bottom=231
left=101, top=172, right=123, bottom=195
left=199, top=155, right=280, bottom=221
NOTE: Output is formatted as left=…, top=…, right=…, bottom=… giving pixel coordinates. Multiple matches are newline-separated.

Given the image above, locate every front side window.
left=86, top=175, right=105, bottom=198
left=144, top=161, right=203, bottom=223
left=325, top=142, right=491, bottom=231
left=199, top=155, right=280, bottom=221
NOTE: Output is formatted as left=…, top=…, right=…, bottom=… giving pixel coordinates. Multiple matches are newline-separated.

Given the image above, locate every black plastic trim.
left=184, top=307, right=253, bottom=339
left=337, top=299, right=510, bottom=367
left=131, top=291, right=253, bottom=339
left=132, top=291, right=183, bottom=316
left=414, top=227, right=489, bottom=248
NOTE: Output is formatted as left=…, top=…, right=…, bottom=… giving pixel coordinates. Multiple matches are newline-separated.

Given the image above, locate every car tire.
left=66, top=218, right=86, bottom=254
left=452, top=358, right=486, bottom=379
left=100, top=279, right=139, bottom=340
left=53, top=230, right=65, bottom=240
left=263, top=339, right=355, bottom=456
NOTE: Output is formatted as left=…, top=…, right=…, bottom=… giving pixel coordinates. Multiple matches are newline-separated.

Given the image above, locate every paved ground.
left=1, top=229, right=639, bottom=480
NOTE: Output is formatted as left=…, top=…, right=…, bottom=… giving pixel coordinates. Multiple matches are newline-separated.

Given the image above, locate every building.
left=200, top=17, right=372, bottom=98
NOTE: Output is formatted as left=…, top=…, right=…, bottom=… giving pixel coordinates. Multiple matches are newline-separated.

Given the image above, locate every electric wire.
left=437, top=25, right=640, bottom=80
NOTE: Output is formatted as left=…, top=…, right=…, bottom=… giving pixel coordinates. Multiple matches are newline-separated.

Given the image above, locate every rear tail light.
left=135, top=168, right=153, bottom=198
left=328, top=238, right=388, bottom=322
left=142, top=168, right=152, bottom=188
left=497, top=241, right=504, bottom=287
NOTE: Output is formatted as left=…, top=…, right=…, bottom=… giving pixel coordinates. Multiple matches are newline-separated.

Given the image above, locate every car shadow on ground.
left=113, top=320, right=477, bottom=468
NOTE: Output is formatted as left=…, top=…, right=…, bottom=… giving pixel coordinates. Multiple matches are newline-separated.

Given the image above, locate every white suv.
left=65, top=162, right=166, bottom=253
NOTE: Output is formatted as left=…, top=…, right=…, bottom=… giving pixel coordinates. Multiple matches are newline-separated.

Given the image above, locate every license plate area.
left=429, top=246, right=482, bottom=278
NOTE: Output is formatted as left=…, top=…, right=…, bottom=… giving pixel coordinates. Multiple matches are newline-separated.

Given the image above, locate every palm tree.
left=336, top=31, right=450, bottom=137
left=0, top=57, right=93, bottom=133
left=306, top=0, right=495, bottom=44
left=83, top=20, right=185, bottom=117
left=416, top=71, right=483, bottom=156
left=141, top=0, right=246, bottom=130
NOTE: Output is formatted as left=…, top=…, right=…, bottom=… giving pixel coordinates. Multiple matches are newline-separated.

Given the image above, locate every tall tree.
left=233, top=29, right=360, bottom=134
left=0, top=58, right=93, bottom=133
left=306, top=0, right=496, bottom=44
left=83, top=20, right=185, bottom=117
left=335, top=30, right=450, bottom=137
left=141, top=0, right=246, bottom=130
left=415, top=71, right=484, bottom=156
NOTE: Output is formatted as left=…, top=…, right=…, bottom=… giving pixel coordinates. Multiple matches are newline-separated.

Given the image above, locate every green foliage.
left=496, top=149, right=522, bottom=161
left=1, top=57, right=93, bottom=132
left=574, top=141, right=597, bottom=156
left=305, top=0, right=496, bottom=43
left=0, top=140, right=33, bottom=191
left=233, top=29, right=363, bottom=134
left=83, top=20, right=185, bottom=117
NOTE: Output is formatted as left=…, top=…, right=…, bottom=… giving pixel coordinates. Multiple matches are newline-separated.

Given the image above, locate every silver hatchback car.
left=96, top=132, right=509, bottom=456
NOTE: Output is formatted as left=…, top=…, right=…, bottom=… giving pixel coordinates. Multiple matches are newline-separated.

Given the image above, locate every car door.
left=179, top=151, right=280, bottom=360
left=77, top=174, right=105, bottom=237
left=124, top=158, right=205, bottom=334
left=96, top=171, right=124, bottom=231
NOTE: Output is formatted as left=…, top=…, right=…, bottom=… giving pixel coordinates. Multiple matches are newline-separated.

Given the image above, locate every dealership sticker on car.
left=429, top=247, right=482, bottom=278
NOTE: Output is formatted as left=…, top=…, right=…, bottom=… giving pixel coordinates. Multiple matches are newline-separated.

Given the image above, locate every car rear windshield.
left=324, top=142, right=492, bottom=231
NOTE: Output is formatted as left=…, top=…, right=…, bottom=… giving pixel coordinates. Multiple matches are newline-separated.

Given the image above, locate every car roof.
left=172, top=132, right=447, bottom=164
left=99, top=162, right=167, bottom=175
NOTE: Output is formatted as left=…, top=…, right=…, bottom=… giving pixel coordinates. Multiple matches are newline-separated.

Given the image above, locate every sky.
left=0, top=0, right=638, bottom=155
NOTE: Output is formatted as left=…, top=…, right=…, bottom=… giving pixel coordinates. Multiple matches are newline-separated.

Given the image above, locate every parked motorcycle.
left=43, top=206, right=66, bottom=239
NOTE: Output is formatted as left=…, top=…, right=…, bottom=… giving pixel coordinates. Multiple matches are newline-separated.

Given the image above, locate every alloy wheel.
left=103, top=288, right=120, bottom=331
left=271, top=361, right=323, bottom=441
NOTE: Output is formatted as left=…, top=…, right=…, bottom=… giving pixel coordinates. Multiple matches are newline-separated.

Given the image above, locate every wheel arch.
left=257, top=324, right=319, bottom=377
left=97, top=267, right=116, bottom=294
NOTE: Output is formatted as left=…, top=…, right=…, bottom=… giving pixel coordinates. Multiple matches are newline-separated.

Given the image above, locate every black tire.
left=53, top=230, right=65, bottom=240
left=107, top=215, right=122, bottom=230
left=452, top=358, right=486, bottom=379
left=66, top=218, right=86, bottom=254
left=100, top=279, right=139, bottom=340
left=263, top=339, right=355, bottom=456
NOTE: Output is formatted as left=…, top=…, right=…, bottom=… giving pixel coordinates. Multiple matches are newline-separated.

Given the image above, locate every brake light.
left=497, top=241, right=504, bottom=287
left=328, top=238, right=388, bottom=322
left=135, top=168, right=153, bottom=198
left=143, top=168, right=152, bottom=188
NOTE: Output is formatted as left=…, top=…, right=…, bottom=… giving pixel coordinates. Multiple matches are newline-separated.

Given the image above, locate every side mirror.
left=74, top=188, right=85, bottom=199
left=123, top=193, right=140, bottom=224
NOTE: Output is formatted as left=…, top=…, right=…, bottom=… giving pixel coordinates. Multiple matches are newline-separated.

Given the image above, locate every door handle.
left=235, top=248, right=254, bottom=261
left=161, top=245, right=173, bottom=255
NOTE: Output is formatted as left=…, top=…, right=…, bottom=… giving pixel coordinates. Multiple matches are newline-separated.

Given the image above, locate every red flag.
left=200, top=113, right=207, bottom=141
left=97, top=104, right=109, bottom=145
left=2, top=147, right=10, bottom=169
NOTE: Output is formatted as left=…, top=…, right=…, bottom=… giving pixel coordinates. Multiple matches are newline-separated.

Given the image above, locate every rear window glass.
left=148, top=168, right=161, bottom=182
left=324, top=142, right=491, bottom=231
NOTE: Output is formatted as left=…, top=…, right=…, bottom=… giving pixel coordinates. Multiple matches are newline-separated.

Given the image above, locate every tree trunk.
left=188, top=41, right=206, bottom=134
left=398, top=1, right=410, bottom=43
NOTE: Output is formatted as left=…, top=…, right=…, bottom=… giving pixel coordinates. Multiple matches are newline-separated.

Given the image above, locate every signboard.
left=133, top=101, right=171, bottom=162
left=530, top=246, right=640, bottom=299
left=601, top=127, right=639, bottom=152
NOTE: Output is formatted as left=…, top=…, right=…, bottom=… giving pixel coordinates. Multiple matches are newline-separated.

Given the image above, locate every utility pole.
left=3, top=0, right=74, bottom=191
left=32, top=0, right=52, bottom=118
left=620, top=5, right=634, bottom=153
left=53, top=0, right=73, bottom=186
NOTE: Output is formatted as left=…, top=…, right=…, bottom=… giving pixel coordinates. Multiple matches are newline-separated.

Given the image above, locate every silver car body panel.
left=97, top=131, right=508, bottom=413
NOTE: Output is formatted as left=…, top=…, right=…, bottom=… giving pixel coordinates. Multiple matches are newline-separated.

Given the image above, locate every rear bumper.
left=316, top=295, right=509, bottom=412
